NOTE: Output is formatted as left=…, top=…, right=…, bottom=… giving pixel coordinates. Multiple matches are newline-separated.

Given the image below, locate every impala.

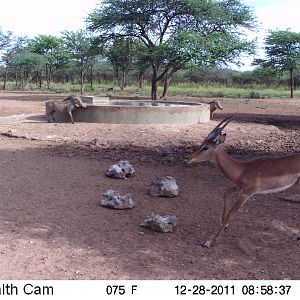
left=186, top=115, right=300, bottom=247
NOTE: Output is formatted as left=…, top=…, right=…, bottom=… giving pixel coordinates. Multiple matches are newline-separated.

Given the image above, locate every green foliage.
left=254, top=29, right=300, bottom=98
left=28, top=36, right=68, bottom=68
left=248, top=90, right=261, bottom=99
left=0, top=28, right=13, bottom=50
left=0, top=36, right=28, bottom=66
left=61, top=30, right=102, bottom=94
left=62, top=30, right=95, bottom=61
left=3, top=7, right=300, bottom=99
left=106, top=38, right=138, bottom=89
left=87, top=0, right=257, bottom=99
left=28, top=35, right=64, bottom=60
left=11, top=52, right=46, bottom=72
left=2, top=77, right=300, bottom=99
left=264, top=30, right=300, bottom=71
left=27, top=35, right=68, bottom=87
left=10, top=51, right=47, bottom=89
left=251, top=67, right=279, bottom=86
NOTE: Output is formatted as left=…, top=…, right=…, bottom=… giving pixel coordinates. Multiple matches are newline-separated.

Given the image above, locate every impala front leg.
left=202, top=193, right=250, bottom=248
left=222, top=186, right=237, bottom=224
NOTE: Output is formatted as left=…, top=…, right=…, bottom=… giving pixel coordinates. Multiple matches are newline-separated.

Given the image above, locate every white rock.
left=105, top=160, right=135, bottom=179
left=101, top=190, right=135, bottom=209
left=140, top=213, right=177, bottom=233
left=149, top=176, right=178, bottom=197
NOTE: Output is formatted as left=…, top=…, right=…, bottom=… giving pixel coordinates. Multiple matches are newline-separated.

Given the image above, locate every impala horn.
left=206, top=115, right=234, bottom=141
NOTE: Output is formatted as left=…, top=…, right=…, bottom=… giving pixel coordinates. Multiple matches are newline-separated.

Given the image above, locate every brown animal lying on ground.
left=208, top=100, right=223, bottom=119
left=45, top=95, right=87, bottom=124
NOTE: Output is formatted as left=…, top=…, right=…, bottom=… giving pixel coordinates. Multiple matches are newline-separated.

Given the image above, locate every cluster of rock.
left=101, top=161, right=178, bottom=233
left=105, top=160, right=135, bottom=179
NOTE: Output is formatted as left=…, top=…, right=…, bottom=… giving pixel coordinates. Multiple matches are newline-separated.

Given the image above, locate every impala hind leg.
left=202, top=193, right=249, bottom=248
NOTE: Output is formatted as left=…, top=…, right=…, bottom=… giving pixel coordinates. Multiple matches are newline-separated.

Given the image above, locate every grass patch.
left=2, top=81, right=300, bottom=99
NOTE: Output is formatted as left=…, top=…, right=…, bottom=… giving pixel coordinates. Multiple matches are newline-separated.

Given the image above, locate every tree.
left=254, top=30, right=300, bottom=98
left=11, top=51, right=47, bottom=89
left=1, top=36, right=28, bottom=90
left=0, top=29, right=14, bottom=89
left=0, top=28, right=12, bottom=50
left=87, top=0, right=256, bottom=99
left=27, top=35, right=66, bottom=89
left=251, top=67, right=279, bottom=87
left=106, top=38, right=137, bottom=90
left=62, top=30, right=98, bottom=94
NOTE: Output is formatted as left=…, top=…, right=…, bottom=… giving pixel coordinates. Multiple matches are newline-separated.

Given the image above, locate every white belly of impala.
left=256, top=181, right=297, bottom=195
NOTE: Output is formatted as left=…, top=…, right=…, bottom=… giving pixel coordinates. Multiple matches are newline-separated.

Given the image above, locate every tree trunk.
left=35, top=71, right=39, bottom=87
left=21, top=72, right=24, bottom=90
left=46, top=64, right=50, bottom=89
left=48, top=66, right=52, bottom=89
left=2, top=68, right=8, bottom=90
left=290, top=68, right=294, bottom=98
left=151, top=78, right=158, bottom=100
left=151, top=67, right=158, bottom=100
left=90, top=64, right=94, bottom=91
left=120, top=68, right=127, bottom=91
left=15, top=72, right=18, bottom=88
left=24, top=71, right=32, bottom=90
left=80, top=62, right=84, bottom=95
left=138, top=70, right=144, bottom=89
left=80, top=71, right=84, bottom=94
left=39, top=72, right=42, bottom=89
left=160, top=70, right=174, bottom=100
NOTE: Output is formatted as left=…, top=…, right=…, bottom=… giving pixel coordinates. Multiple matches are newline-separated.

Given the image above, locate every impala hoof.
left=200, top=240, right=212, bottom=248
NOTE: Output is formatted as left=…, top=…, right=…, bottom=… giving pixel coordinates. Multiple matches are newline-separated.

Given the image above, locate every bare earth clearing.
left=0, top=92, right=299, bottom=280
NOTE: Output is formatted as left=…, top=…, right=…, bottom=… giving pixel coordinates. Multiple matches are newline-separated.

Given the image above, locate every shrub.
left=249, top=91, right=261, bottom=99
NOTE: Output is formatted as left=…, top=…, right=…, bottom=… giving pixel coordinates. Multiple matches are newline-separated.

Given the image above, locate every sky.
left=245, top=0, right=300, bottom=32
left=0, top=0, right=100, bottom=37
left=0, top=0, right=300, bottom=70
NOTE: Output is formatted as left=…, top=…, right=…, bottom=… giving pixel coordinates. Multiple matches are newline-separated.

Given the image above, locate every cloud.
left=256, top=0, right=300, bottom=32
left=237, top=0, right=300, bottom=70
left=0, top=0, right=99, bottom=37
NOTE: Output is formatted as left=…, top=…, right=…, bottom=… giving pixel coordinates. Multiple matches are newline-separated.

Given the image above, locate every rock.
left=101, top=190, right=135, bottom=209
left=105, top=164, right=123, bottom=178
left=140, top=213, right=177, bottom=233
left=149, top=176, right=178, bottom=197
left=105, top=160, right=135, bottom=179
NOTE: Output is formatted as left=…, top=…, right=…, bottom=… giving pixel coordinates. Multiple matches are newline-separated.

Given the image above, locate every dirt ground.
left=0, top=91, right=299, bottom=280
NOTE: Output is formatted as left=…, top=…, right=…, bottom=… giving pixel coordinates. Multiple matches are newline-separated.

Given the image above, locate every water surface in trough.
left=98, top=101, right=199, bottom=107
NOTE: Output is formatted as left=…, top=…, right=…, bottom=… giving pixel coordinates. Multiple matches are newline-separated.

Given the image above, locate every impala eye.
left=202, top=145, right=209, bottom=151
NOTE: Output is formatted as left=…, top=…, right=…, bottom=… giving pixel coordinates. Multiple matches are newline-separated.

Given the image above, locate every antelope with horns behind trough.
left=186, top=116, right=300, bottom=247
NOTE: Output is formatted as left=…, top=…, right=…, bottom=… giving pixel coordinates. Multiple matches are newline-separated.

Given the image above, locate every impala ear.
left=217, top=133, right=226, bottom=145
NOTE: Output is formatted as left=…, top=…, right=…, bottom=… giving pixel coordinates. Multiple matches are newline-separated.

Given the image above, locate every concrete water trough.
left=53, top=96, right=210, bottom=124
